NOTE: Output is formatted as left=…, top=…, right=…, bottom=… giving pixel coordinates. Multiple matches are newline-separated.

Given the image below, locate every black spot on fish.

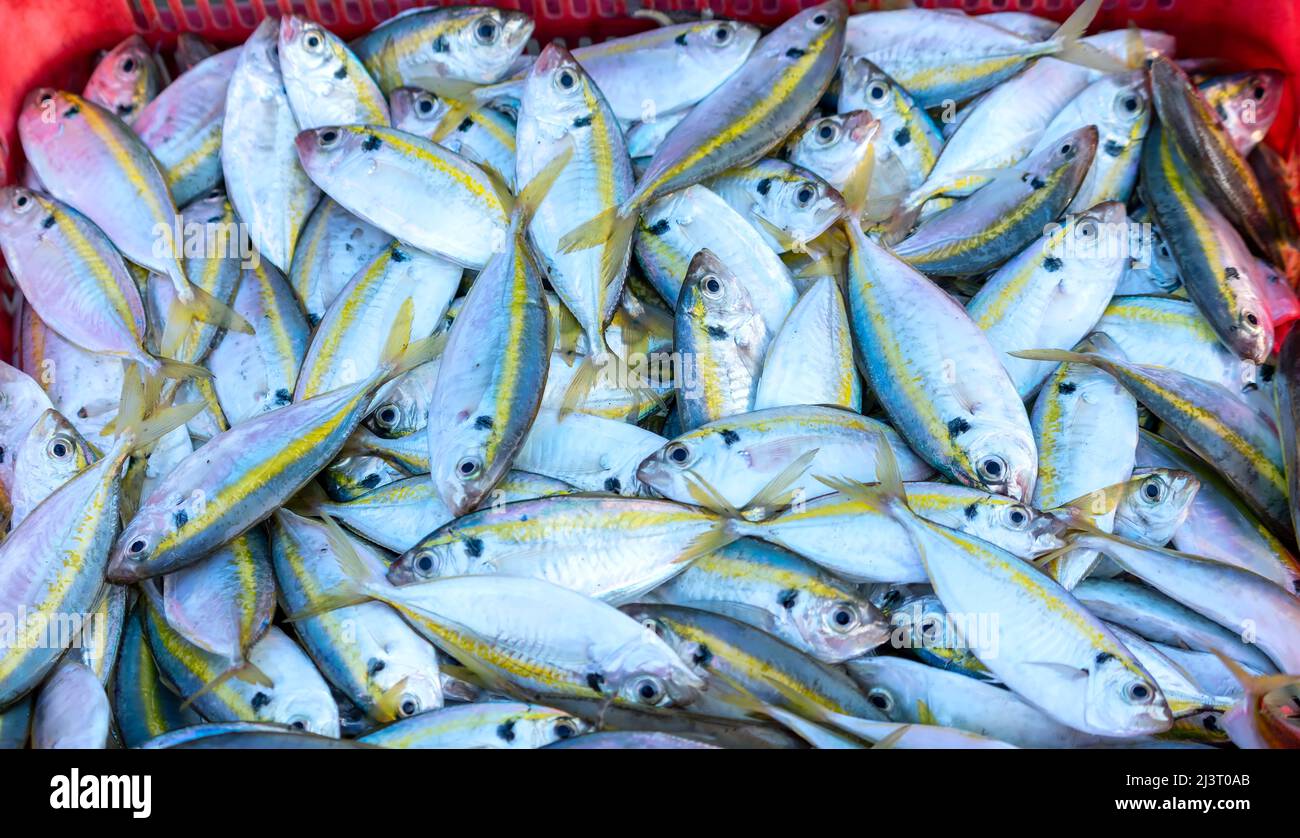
left=586, top=672, right=605, bottom=694
left=274, top=388, right=292, bottom=405
left=457, top=116, right=474, bottom=133
left=647, top=219, right=671, bottom=236
left=706, top=325, right=728, bottom=339
left=1094, top=652, right=1114, bottom=665
left=572, top=115, right=592, bottom=128
left=785, top=48, right=806, bottom=59
left=892, top=126, right=911, bottom=147
left=720, top=429, right=740, bottom=447
left=496, top=719, right=516, bottom=742
left=1057, top=380, right=1077, bottom=394
left=307, top=312, right=321, bottom=328
left=390, top=246, right=409, bottom=262
left=41, top=215, right=55, bottom=229
left=946, top=417, right=971, bottom=439
left=675, top=33, right=688, bottom=46
left=603, top=477, right=621, bottom=493
left=77, top=408, right=88, bottom=419
left=1030, top=176, right=1046, bottom=190
left=778, top=589, right=799, bottom=610
left=1224, top=266, right=1240, bottom=280
left=173, top=510, right=188, bottom=530
left=1215, top=103, right=1229, bottom=121
left=333, top=65, right=348, bottom=80
left=0, top=447, right=7, bottom=464
left=1042, top=256, right=1063, bottom=272
left=1103, top=140, right=1125, bottom=158
left=692, top=644, right=713, bottom=667
left=361, top=134, right=382, bottom=152
left=63, top=106, right=79, bottom=118
left=251, top=692, right=271, bottom=710
left=206, top=215, right=223, bottom=224
left=116, top=103, right=135, bottom=116
left=464, top=536, right=484, bottom=558
left=474, top=415, right=494, bottom=430
left=964, top=503, right=979, bottom=521
left=367, top=658, right=385, bottom=676
left=360, top=473, right=382, bottom=489
left=432, top=35, right=449, bottom=53
left=756, top=178, right=772, bottom=196
left=1260, top=364, right=1275, bottom=383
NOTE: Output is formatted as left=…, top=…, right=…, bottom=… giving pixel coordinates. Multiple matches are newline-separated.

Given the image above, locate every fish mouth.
left=279, top=14, right=301, bottom=43
left=532, top=42, right=569, bottom=74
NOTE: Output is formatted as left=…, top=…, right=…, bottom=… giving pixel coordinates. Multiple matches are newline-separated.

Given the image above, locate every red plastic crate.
left=2, top=0, right=1298, bottom=356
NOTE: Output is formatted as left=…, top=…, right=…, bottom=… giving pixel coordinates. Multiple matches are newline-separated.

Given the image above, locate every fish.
left=351, top=6, right=534, bottom=94
left=18, top=304, right=121, bottom=440
left=31, top=661, right=111, bottom=749
left=83, top=34, right=161, bottom=124
left=513, top=409, right=665, bottom=495
left=706, top=159, right=844, bottom=253
left=113, top=605, right=202, bottom=748
left=389, top=87, right=518, bottom=190
left=845, top=220, right=1036, bottom=499
left=223, top=18, right=322, bottom=273
left=279, top=15, right=389, bottom=129
left=358, top=701, right=587, bottom=749
left=1113, top=468, right=1201, bottom=547
left=754, top=275, right=860, bottom=412
left=288, top=197, right=393, bottom=328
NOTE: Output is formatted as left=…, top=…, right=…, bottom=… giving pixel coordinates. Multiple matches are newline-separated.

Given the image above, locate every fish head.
left=84, top=34, right=157, bottom=122
left=445, top=7, right=535, bottom=84
left=0, top=186, right=55, bottom=237
left=273, top=689, right=341, bottom=737
left=366, top=389, right=424, bottom=439
left=839, top=56, right=908, bottom=120
left=107, top=506, right=176, bottom=583
left=1024, top=124, right=1098, bottom=191
left=1085, top=653, right=1173, bottom=736
left=968, top=496, right=1067, bottom=558
left=373, top=671, right=444, bottom=723
left=279, top=15, right=348, bottom=82
left=388, top=86, right=453, bottom=136
left=755, top=166, right=844, bottom=245
left=1103, top=73, right=1151, bottom=135
left=958, top=424, right=1037, bottom=502
left=1116, top=467, right=1200, bottom=544
left=635, top=431, right=712, bottom=505
left=1231, top=268, right=1275, bottom=364
left=430, top=425, right=505, bottom=517
left=763, top=1, right=848, bottom=61
left=843, top=658, right=921, bottom=722
left=17, top=89, right=91, bottom=146
left=788, top=110, right=879, bottom=188
left=613, top=612, right=706, bottom=709
left=390, top=528, right=475, bottom=585
left=671, top=20, right=761, bottom=81
left=794, top=596, right=891, bottom=664
left=678, top=248, right=755, bottom=328
left=13, top=408, right=91, bottom=494
left=523, top=43, right=596, bottom=132
left=1204, top=69, right=1285, bottom=147
left=294, top=124, right=373, bottom=180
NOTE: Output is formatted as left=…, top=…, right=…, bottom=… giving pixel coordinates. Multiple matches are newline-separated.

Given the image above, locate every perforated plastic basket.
left=2, top=0, right=1298, bottom=352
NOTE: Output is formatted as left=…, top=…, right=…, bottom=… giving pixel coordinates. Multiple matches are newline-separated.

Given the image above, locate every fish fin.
left=178, top=659, right=273, bottom=712
left=177, top=281, right=254, bottom=335
left=1209, top=649, right=1300, bottom=700
left=375, top=299, right=442, bottom=383
left=870, top=726, right=910, bottom=749
left=751, top=212, right=804, bottom=253
left=1008, top=348, right=1095, bottom=365
left=558, top=206, right=624, bottom=255
left=915, top=699, right=937, bottom=727
left=150, top=355, right=213, bottom=381
left=106, top=363, right=205, bottom=451
left=235, top=660, right=274, bottom=688
left=514, top=138, right=574, bottom=228
left=1054, top=482, right=1127, bottom=525
left=281, top=514, right=380, bottom=620
left=557, top=352, right=604, bottom=418
left=1045, top=0, right=1128, bottom=76
left=682, top=470, right=743, bottom=519
left=190, top=376, right=230, bottom=433
left=677, top=517, right=742, bottom=564
left=840, top=130, right=878, bottom=219
left=1050, top=0, right=1101, bottom=43
left=741, top=448, right=820, bottom=519
left=287, top=482, right=331, bottom=516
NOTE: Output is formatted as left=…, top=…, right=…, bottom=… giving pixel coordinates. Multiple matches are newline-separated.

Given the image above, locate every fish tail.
left=678, top=516, right=742, bottom=564
left=1049, top=0, right=1129, bottom=73
left=1210, top=649, right=1300, bottom=702
left=374, top=297, right=441, bottom=384
left=557, top=351, right=604, bottom=418
left=174, top=279, right=254, bottom=335
left=744, top=448, right=822, bottom=519
left=813, top=430, right=908, bottom=510
left=148, top=354, right=214, bottom=382
left=515, top=139, right=574, bottom=229
left=103, top=362, right=205, bottom=453
left=558, top=205, right=631, bottom=255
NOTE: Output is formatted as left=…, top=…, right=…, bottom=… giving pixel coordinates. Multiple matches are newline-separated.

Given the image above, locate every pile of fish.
left=2, top=0, right=1299, bottom=750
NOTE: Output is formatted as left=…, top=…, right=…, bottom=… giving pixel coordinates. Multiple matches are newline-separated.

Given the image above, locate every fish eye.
left=374, top=405, right=400, bottom=430
left=1203, top=713, right=1220, bottom=731
left=553, top=68, right=577, bottom=93
left=413, top=551, right=437, bottom=577
left=1121, top=95, right=1139, bottom=113
left=1253, top=84, right=1266, bottom=100
left=287, top=716, right=311, bottom=731
left=474, top=15, right=501, bottom=45
left=712, top=24, right=733, bottom=44
left=554, top=719, right=579, bottom=739
left=1124, top=680, right=1154, bottom=703
left=794, top=184, right=816, bottom=206
left=868, top=82, right=888, bottom=101
left=810, top=12, right=829, bottom=27
left=827, top=603, right=860, bottom=633
left=1141, top=477, right=1165, bottom=503
left=1245, top=311, right=1260, bottom=327
left=814, top=120, right=840, bottom=145
left=455, top=456, right=481, bottom=478
left=978, top=456, right=1006, bottom=482
left=700, top=274, right=724, bottom=298
left=120, top=57, right=137, bottom=74
left=631, top=675, right=666, bottom=705
left=416, top=93, right=437, bottom=115
left=1076, top=220, right=1096, bottom=238
left=665, top=442, right=691, bottom=466
left=867, top=688, right=893, bottom=712
left=47, top=436, right=73, bottom=460
left=1060, top=142, right=1074, bottom=156
left=126, top=537, right=150, bottom=558
left=39, top=92, right=54, bottom=106
left=11, top=191, right=34, bottom=213
left=317, top=129, right=340, bottom=147
left=398, top=696, right=420, bottom=717
left=304, top=28, right=326, bottom=52
left=1007, top=506, right=1029, bottom=528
